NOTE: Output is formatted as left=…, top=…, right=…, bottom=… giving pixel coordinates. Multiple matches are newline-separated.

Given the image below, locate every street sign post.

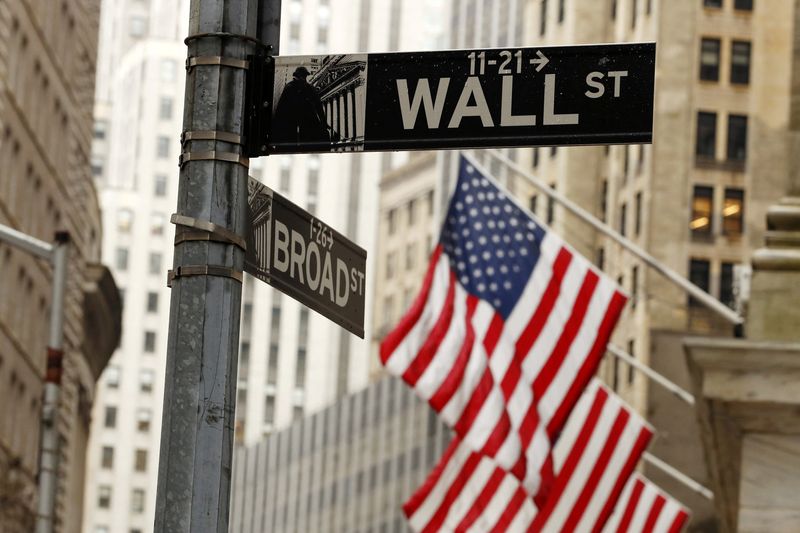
left=244, top=42, right=655, bottom=156
left=246, top=178, right=367, bottom=338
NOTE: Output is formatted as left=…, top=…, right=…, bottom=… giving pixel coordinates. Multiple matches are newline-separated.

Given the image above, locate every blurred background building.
left=0, top=0, right=121, bottom=531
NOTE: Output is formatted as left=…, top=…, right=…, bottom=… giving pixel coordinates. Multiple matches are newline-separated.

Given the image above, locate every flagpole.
left=484, top=149, right=744, bottom=328
left=644, top=452, right=714, bottom=501
left=607, top=345, right=695, bottom=405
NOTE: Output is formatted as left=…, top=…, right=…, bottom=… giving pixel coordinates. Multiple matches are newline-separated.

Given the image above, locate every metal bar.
left=35, top=231, right=69, bottom=533
left=154, top=0, right=260, bottom=531
left=644, top=452, right=714, bottom=501
left=257, top=0, right=282, bottom=54
left=0, top=222, right=53, bottom=260
left=485, top=149, right=745, bottom=327
left=607, top=344, right=695, bottom=405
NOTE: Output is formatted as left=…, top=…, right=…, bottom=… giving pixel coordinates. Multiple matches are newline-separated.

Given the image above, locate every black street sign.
left=244, top=42, right=655, bottom=155
left=245, top=178, right=367, bottom=338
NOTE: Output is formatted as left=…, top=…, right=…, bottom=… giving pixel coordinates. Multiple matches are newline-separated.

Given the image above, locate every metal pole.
left=35, top=231, right=69, bottom=533
left=154, top=0, right=262, bottom=531
left=607, top=344, right=695, bottom=406
left=484, top=149, right=745, bottom=327
left=0, top=222, right=53, bottom=260
left=644, top=452, right=714, bottom=501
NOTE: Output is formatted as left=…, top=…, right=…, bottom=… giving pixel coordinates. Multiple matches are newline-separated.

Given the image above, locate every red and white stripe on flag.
left=403, top=380, right=654, bottom=533
left=380, top=156, right=628, bottom=499
left=603, top=474, right=690, bottom=533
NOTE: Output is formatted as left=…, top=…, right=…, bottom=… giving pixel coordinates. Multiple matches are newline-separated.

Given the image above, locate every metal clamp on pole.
left=181, top=130, right=243, bottom=146
left=170, top=214, right=247, bottom=251
left=178, top=150, right=249, bottom=168
left=184, top=32, right=269, bottom=52
left=186, top=56, right=250, bottom=71
left=167, top=265, right=244, bottom=288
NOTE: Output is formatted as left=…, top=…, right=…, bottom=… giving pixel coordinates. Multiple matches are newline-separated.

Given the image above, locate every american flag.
left=381, top=156, right=628, bottom=499
left=603, top=474, right=691, bottom=533
left=403, top=380, right=656, bottom=532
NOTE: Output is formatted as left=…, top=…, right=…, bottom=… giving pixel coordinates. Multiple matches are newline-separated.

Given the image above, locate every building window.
left=720, top=262, right=736, bottom=309
left=704, top=0, right=722, bottom=7
left=696, top=111, right=717, bottom=159
left=264, top=395, right=275, bottom=425
left=551, top=146, right=558, bottom=158
left=139, top=369, right=155, bottom=393
left=129, top=16, right=146, bottom=37
left=134, top=449, right=148, bottom=472
left=406, top=243, right=416, bottom=271
left=159, top=97, right=173, bottom=120
left=115, top=247, right=129, bottom=271
left=634, top=191, right=642, bottom=236
left=540, top=0, right=547, bottom=36
left=691, top=185, right=713, bottom=236
left=136, top=409, right=152, bottom=432
left=131, top=489, right=145, bottom=513
left=619, top=202, right=628, bottom=237
left=727, top=114, right=748, bottom=162
left=734, top=0, right=753, bottom=10
left=532, top=147, right=540, bottom=167
left=144, top=331, right=156, bottom=353
left=295, top=347, right=306, bottom=390
left=267, top=345, right=278, bottom=385
left=101, top=446, right=114, bottom=469
left=293, top=405, right=304, bottom=420
left=383, top=295, right=394, bottom=329
left=699, top=38, right=721, bottom=81
left=160, top=59, right=177, bottom=82
left=98, top=486, right=112, bottom=509
left=611, top=0, right=617, bottom=19
left=631, top=0, right=637, bottom=28
left=280, top=159, right=291, bottom=192
left=150, top=213, right=165, bottom=236
left=387, top=208, right=397, bottom=235
left=427, top=190, right=435, bottom=216
left=105, top=366, right=120, bottom=389
left=386, top=251, right=396, bottom=280
left=546, top=185, right=556, bottom=225
left=407, top=198, right=417, bottom=226
left=149, top=252, right=162, bottom=275
left=731, top=41, right=751, bottom=85
left=530, top=195, right=538, bottom=215
left=627, top=339, right=636, bottom=385
left=689, top=258, right=711, bottom=307
left=156, top=136, right=170, bottom=159
left=146, top=292, right=158, bottom=313
left=631, top=265, right=639, bottom=308
left=104, top=406, right=117, bottom=428
left=558, top=0, right=565, bottom=23
left=117, top=209, right=133, bottom=233
left=723, top=188, right=744, bottom=236
left=154, top=174, right=167, bottom=197
left=597, top=247, right=605, bottom=270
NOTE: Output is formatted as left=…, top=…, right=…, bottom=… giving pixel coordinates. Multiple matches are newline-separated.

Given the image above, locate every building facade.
left=0, top=0, right=121, bottom=531
left=230, top=375, right=450, bottom=533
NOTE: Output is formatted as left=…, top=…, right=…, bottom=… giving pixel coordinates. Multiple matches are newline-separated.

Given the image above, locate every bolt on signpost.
left=156, top=0, right=655, bottom=530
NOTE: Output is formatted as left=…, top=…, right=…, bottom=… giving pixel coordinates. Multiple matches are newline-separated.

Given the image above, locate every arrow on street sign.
left=244, top=42, right=655, bottom=156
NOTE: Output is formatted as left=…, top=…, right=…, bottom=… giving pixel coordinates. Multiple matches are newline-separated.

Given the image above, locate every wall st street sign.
left=245, top=178, right=367, bottom=338
left=244, top=42, right=656, bottom=155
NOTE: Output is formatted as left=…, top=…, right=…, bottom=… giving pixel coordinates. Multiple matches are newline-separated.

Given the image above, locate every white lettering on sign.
left=273, top=220, right=366, bottom=308
left=501, top=76, right=536, bottom=127
left=543, top=73, right=580, bottom=125
left=395, top=73, right=582, bottom=130
left=396, top=78, right=450, bottom=129
left=448, top=76, right=494, bottom=129
left=585, top=70, right=629, bottom=99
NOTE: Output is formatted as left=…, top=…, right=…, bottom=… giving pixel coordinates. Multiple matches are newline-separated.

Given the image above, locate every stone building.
left=0, top=0, right=121, bottom=531
left=229, top=375, right=450, bottom=533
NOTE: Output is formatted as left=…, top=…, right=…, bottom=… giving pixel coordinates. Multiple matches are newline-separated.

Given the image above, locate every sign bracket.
left=167, top=265, right=244, bottom=288
left=244, top=54, right=274, bottom=157
left=170, top=213, right=248, bottom=251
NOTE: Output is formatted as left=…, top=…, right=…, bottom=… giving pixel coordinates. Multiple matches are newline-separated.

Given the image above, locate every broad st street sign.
left=245, top=178, right=367, bottom=338
left=244, top=42, right=655, bottom=155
